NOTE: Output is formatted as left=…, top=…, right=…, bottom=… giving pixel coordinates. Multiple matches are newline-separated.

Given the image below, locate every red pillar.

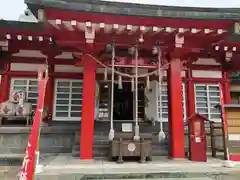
left=80, top=55, right=97, bottom=159
left=186, top=69, right=195, bottom=117
left=0, top=62, right=10, bottom=103
left=44, top=63, right=54, bottom=121
left=222, top=71, right=231, bottom=104
left=167, top=58, right=185, bottom=159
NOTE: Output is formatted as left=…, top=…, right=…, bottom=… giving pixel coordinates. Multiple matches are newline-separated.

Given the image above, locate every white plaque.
left=122, top=123, right=132, bottom=132
left=195, top=137, right=201, bottom=143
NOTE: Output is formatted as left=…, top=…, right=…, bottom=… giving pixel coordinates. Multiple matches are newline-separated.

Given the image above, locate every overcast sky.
left=1, top=0, right=240, bottom=20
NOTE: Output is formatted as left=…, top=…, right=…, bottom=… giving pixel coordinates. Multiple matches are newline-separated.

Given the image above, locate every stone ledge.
left=0, top=126, right=76, bottom=134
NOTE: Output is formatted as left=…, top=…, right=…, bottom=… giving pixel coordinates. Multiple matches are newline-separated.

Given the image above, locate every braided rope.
left=134, top=47, right=140, bottom=141
left=109, top=46, right=115, bottom=141
left=157, top=49, right=166, bottom=141
left=83, top=54, right=170, bottom=78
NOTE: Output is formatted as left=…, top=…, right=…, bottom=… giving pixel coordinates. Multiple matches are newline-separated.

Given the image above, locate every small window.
left=194, top=84, right=221, bottom=121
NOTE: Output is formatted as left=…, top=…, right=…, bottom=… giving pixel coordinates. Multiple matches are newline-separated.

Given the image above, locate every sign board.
left=122, top=123, right=133, bottom=132
left=234, top=22, right=240, bottom=35
left=194, top=121, right=201, bottom=136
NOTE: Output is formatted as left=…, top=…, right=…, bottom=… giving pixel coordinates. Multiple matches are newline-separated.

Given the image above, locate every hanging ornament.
left=118, top=75, right=123, bottom=89
left=131, top=77, right=134, bottom=92
left=146, top=76, right=150, bottom=90
left=104, top=68, right=108, bottom=81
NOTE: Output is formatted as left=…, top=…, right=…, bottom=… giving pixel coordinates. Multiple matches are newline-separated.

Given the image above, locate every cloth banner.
left=19, top=65, right=48, bottom=180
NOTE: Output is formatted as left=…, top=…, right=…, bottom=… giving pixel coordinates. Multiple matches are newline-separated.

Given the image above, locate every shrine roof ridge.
left=25, top=0, right=240, bottom=20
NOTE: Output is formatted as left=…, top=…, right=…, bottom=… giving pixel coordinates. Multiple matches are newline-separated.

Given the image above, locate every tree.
left=230, top=72, right=240, bottom=79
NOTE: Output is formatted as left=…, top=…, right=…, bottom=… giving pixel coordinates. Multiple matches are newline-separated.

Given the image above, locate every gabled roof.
left=25, top=0, right=240, bottom=20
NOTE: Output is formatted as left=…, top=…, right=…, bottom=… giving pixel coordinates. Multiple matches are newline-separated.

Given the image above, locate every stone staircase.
left=72, top=121, right=170, bottom=158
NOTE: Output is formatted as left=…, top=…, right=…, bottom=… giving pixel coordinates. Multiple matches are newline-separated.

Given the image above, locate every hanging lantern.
left=104, top=68, right=108, bottom=81
left=146, top=76, right=150, bottom=90
left=118, top=75, right=122, bottom=89
left=131, top=77, right=134, bottom=91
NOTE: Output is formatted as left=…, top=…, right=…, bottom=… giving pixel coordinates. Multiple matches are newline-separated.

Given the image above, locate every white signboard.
left=122, top=123, right=133, bottom=132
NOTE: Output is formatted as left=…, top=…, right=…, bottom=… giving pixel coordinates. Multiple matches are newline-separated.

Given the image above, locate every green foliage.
left=230, top=72, right=240, bottom=79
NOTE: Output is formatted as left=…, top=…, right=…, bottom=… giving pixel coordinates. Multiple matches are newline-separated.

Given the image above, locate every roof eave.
left=25, top=0, right=240, bottom=20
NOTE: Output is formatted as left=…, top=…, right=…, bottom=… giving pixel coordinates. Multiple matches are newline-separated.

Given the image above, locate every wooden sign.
left=234, top=22, right=240, bottom=35
left=224, top=104, right=240, bottom=161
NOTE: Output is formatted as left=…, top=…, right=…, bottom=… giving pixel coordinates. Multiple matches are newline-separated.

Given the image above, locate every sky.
left=1, top=0, right=240, bottom=20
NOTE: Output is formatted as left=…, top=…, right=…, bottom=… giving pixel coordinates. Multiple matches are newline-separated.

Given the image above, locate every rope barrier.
left=82, top=51, right=173, bottom=142
left=82, top=53, right=171, bottom=78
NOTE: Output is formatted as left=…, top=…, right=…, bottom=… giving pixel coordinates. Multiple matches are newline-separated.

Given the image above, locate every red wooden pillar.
left=80, top=54, right=97, bottom=159
left=186, top=69, right=195, bottom=118
left=44, top=63, right=54, bottom=120
left=0, top=62, right=11, bottom=103
left=167, top=58, right=185, bottom=159
left=222, top=71, right=231, bottom=104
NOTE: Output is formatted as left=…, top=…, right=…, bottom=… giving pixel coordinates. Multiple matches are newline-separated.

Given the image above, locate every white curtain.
left=144, top=80, right=158, bottom=122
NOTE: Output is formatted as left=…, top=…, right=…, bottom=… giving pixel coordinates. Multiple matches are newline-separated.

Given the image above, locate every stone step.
left=72, top=146, right=169, bottom=157
left=36, top=172, right=216, bottom=180
left=72, top=149, right=109, bottom=157
left=73, top=134, right=167, bottom=140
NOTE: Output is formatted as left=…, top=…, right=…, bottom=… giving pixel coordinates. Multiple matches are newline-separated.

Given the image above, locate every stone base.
left=35, top=164, right=44, bottom=174
left=223, top=160, right=235, bottom=168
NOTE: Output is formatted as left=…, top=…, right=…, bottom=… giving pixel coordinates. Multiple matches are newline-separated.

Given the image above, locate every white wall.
left=193, top=58, right=221, bottom=66
left=192, top=70, right=222, bottom=78
left=10, top=63, right=42, bottom=72
left=12, top=50, right=46, bottom=58
left=54, top=65, right=83, bottom=73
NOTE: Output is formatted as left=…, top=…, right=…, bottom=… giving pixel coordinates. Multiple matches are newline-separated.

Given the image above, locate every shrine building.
left=0, top=0, right=240, bottom=160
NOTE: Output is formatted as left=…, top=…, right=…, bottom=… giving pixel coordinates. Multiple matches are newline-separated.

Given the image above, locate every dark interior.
left=113, top=82, right=145, bottom=120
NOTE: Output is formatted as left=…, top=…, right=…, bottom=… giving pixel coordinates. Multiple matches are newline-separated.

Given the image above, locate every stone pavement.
left=36, top=154, right=240, bottom=180
left=2, top=154, right=240, bottom=180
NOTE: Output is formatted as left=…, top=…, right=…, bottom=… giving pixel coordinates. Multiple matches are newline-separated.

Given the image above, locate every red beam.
left=9, top=56, right=77, bottom=65
left=190, top=65, right=222, bottom=71
left=0, top=29, right=51, bottom=37
left=0, top=63, right=10, bottom=102
left=192, top=77, right=224, bottom=83
left=7, top=71, right=83, bottom=79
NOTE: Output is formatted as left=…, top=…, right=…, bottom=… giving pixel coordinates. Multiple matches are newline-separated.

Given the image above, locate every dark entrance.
left=113, top=82, right=145, bottom=120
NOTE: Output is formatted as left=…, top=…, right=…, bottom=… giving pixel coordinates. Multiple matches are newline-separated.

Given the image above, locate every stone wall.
left=0, top=121, right=224, bottom=157
left=0, top=125, right=76, bottom=155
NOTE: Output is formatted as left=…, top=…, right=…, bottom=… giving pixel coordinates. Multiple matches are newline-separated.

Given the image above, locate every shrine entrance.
left=113, top=82, right=133, bottom=120
left=113, top=82, right=145, bottom=121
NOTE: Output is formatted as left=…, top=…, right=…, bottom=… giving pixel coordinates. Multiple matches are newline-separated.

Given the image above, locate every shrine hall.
left=0, top=0, right=240, bottom=161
